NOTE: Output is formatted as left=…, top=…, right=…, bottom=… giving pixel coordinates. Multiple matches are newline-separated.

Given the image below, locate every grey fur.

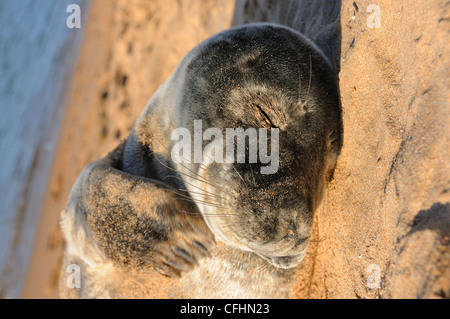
left=60, top=23, right=342, bottom=298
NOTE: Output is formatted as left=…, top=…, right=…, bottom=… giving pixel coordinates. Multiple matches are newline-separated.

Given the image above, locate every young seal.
left=60, top=23, right=342, bottom=298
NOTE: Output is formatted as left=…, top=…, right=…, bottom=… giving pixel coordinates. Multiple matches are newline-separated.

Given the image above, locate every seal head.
left=130, top=23, right=342, bottom=269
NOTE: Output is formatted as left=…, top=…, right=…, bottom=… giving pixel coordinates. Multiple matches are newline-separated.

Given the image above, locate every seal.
left=59, top=23, right=342, bottom=298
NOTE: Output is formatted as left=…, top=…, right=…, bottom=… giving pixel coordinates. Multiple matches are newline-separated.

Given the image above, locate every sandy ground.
left=22, top=0, right=449, bottom=298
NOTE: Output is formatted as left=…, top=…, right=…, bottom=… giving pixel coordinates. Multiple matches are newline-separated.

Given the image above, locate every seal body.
left=60, top=23, right=342, bottom=298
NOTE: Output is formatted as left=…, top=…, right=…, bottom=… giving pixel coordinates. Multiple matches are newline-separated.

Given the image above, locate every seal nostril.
left=294, top=237, right=307, bottom=247
left=282, top=220, right=298, bottom=241
left=283, top=233, right=295, bottom=240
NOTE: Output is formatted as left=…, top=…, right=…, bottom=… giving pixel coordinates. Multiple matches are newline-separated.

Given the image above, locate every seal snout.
left=252, top=232, right=310, bottom=269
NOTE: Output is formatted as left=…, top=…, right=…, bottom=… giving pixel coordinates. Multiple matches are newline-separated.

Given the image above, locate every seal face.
left=128, top=23, right=342, bottom=269
left=185, top=24, right=342, bottom=268
left=61, top=23, right=342, bottom=296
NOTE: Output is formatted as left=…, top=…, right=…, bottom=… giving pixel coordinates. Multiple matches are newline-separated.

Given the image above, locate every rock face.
left=237, top=0, right=450, bottom=299
left=23, top=0, right=449, bottom=298
left=341, top=0, right=449, bottom=299
left=291, top=0, right=449, bottom=299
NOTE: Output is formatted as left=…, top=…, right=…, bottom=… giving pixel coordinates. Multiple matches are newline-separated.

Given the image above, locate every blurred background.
left=0, top=0, right=448, bottom=299
left=0, top=0, right=90, bottom=298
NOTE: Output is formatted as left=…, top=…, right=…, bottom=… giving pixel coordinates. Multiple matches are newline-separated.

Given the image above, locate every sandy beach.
left=20, top=0, right=450, bottom=298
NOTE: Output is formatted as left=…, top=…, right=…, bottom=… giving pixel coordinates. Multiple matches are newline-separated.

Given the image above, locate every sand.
left=22, top=0, right=449, bottom=298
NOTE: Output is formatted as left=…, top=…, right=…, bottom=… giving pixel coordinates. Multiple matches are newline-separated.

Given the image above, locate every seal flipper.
left=60, top=142, right=215, bottom=279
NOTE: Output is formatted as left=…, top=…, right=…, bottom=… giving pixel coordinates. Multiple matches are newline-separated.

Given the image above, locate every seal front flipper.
left=60, top=142, right=215, bottom=278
